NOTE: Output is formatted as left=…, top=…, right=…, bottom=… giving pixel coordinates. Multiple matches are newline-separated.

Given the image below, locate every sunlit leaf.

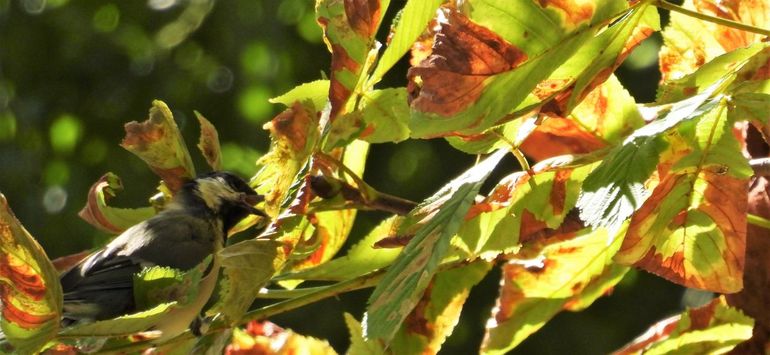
left=345, top=313, right=385, bottom=355
left=368, top=0, right=444, bottom=86
left=326, top=88, right=410, bottom=148
left=366, top=150, right=505, bottom=343
left=215, top=239, right=285, bottom=323
left=577, top=84, right=722, bottom=234
left=457, top=158, right=594, bottom=260
left=60, top=302, right=176, bottom=337
left=658, top=44, right=767, bottom=103
left=276, top=216, right=402, bottom=282
left=0, top=194, right=62, bottom=354
left=519, top=116, right=607, bottom=161
left=481, top=227, right=628, bottom=354
left=659, top=0, right=770, bottom=82
left=254, top=102, right=319, bottom=216
left=132, top=257, right=207, bottom=310
left=408, top=0, right=630, bottom=138
left=615, top=100, right=750, bottom=293
left=730, top=92, right=770, bottom=124
left=120, top=100, right=196, bottom=192
left=279, top=141, right=370, bottom=283
left=78, top=172, right=156, bottom=234
left=195, top=111, right=222, bottom=171
left=225, top=320, right=336, bottom=355
left=316, top=0, right=391, bottom=120
left=269, top=80, right=331, bottom=111
left=613, top=296, right=753, bottom=355
left=390, top=261, right=491, bottom=354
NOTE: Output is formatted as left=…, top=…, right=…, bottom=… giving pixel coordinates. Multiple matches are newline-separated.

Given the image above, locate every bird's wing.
left=60, top=212, right=218, bottom=321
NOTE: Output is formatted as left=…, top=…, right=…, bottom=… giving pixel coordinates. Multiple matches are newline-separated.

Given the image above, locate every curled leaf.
left=78, top=172, right=156, bottom=234
left=120, top=100, right=196, bottom=192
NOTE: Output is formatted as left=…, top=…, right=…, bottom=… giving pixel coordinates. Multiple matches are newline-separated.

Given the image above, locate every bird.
left=58, top=171, right=266, bottom=342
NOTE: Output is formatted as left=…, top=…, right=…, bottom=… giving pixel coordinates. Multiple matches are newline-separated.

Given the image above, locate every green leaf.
left=481, top=227, right=628, bottom=354
left=132, top=257, right=208, bottom=311
left=345, top=313, right=385, bottom=355
left=367, top=0, right=444, bottom=86
left=365, top=149, right=506, bottom=343
left=577, top=85, right=721, bottom=233
left=60, top=302, right=176, bottom=337
left=254, top=103, right=319, bottom=216
left=278, top=140, right=370, bottom=287
left=78, top=172, right=156, bottom=234
left=326, top=88, right=410, bottom=148
left=614, top=297, right=753, bottom=355
left=657, top=44, right=766, bottom=103
left=730, top=92, right=770, bottom=123
left=408, top=0, right=629, bottom=138
left=120, top=100, right=196, bottom=192
left=0, top=194, right=62, bottom=354
left=316, top=0, right=391, bottom=119
left=215, top=239, right=285, bottom=323
left=269, top=80, right=331, bottom=111
left=456, top=159, right=594, bottom=260
left=390, top=261, right=492, bottom=354
left=276, top=216, right=402, bottom=282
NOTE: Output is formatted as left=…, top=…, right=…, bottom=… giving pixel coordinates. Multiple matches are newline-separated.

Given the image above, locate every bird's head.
left=177, top=171, right=266, bottom=232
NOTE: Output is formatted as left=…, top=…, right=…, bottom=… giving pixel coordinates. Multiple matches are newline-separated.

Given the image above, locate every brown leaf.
left=345, top=0, right=381, bottom=37
left=408, top=9, right=528, bottom=118
left=195, top=111, right=222, bottom=171
left=520, top=116, right=607, bottom=161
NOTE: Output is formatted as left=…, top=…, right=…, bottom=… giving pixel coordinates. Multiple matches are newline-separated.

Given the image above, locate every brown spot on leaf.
left=520, top=116, right=606, bottom=161
left=537, top=0, right=595, bottom=29
left=345, top=0, right=381, bottom=37
left=408, top=10, right=528, bottom=117
left=265, top=102, right=315, bottom=153
left=405, top=282, right=435, bottom=337
left=550, top=169, right=572, bottom=216
left=328, top=44, right=360, bottom=119
left=0, top=254, right=46, bottom=301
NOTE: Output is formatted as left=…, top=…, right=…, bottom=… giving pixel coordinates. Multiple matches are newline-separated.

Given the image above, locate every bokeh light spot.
left=81, top=138, right=108, bottom=165
left=297, top=12, right=323, bottom=43
left=388, top=141, right=436, bottom=183
left=50, top=114, right=83, bottom=154
left=238, top=86, right=272, bottom=123
left=93, top=4, right=120, bottom=33
left=44, top=160, right=70, bottom=186
left=240, top=42, right=274, bottom=78
left=0, top=111, right=17, bottom=141
left=22, top=0, right=46, bottom=14
left=220, top=142, right=262, bottom=177
left=207, top=66, right=234, bottom=93
left=277, top=0, right=306, bottom=25
left=42, top=185, right=68, bottom=214
left=148, top=0, right=177, bottom=11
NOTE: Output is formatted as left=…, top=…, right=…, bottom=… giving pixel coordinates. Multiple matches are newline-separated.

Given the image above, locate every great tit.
left=59, top=171, right=265, bottom=341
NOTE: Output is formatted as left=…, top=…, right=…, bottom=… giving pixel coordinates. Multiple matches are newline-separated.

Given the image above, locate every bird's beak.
left=241, top=194, right=267, bottom=217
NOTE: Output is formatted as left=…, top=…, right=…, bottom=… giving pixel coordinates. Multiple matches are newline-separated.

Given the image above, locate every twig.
left=240, top=269, right=386, bottom=322
left=653, top=0, right=770, bottom=37
left=750, top=158, right=770, bottom=177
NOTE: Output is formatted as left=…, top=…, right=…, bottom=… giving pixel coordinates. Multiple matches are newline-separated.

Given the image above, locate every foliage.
left=2, top=0, right=770, bottom=354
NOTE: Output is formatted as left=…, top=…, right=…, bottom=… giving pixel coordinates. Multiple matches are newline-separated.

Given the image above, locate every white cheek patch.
left=195, top=177, right=240, bottom=210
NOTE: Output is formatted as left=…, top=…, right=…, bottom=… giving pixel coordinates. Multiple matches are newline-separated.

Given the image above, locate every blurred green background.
left=0, top=0, right=702, bottom=353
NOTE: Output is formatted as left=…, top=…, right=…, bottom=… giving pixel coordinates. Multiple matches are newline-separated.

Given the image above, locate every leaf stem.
left=240, top=269, right=386, bottom=322
left=748, top=213, right=770, bottom=230
left=653, top=0, right=770, bottom=37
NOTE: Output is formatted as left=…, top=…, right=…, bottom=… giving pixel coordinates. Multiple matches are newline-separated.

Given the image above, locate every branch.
left=751, top=158, right=770, bottom=177
left=653, top=0, right=770, bottom=37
